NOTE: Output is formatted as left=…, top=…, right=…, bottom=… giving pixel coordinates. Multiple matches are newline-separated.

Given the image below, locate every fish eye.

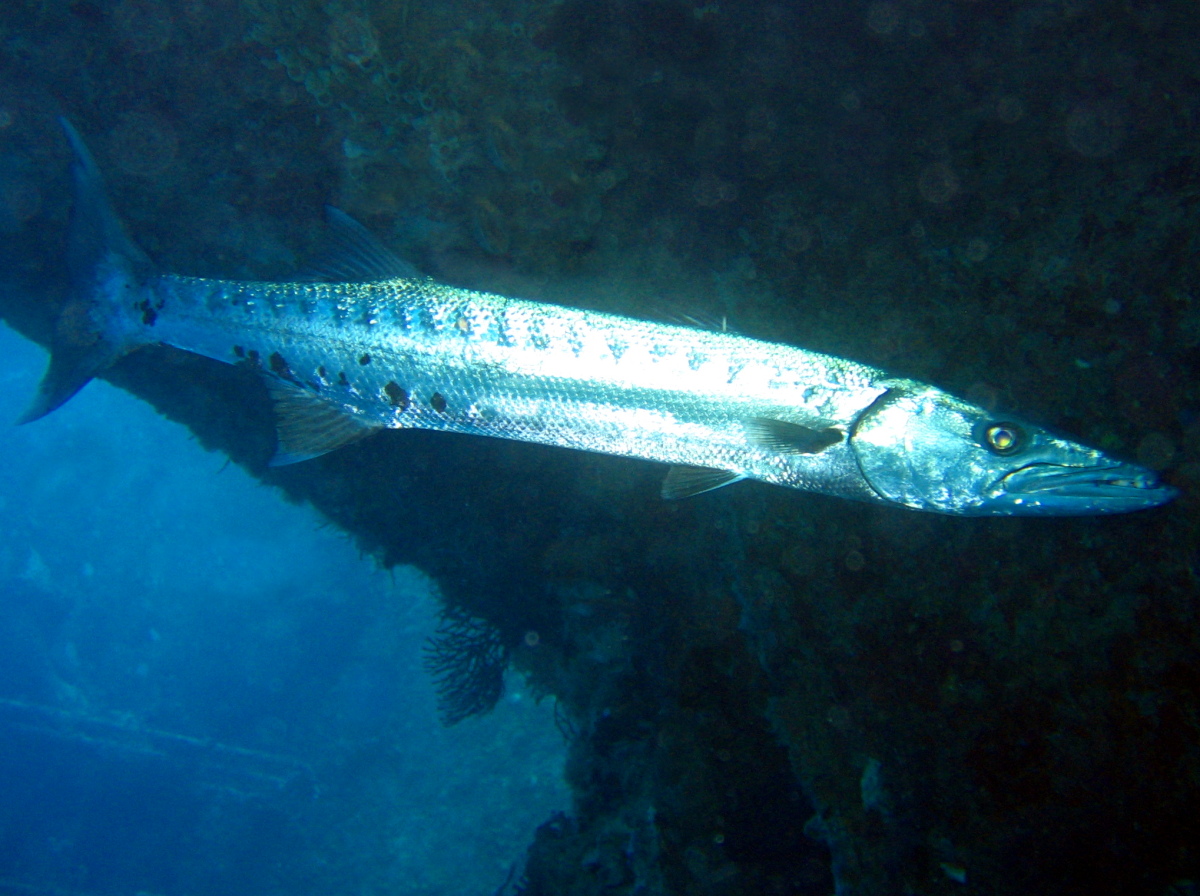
left=980, top=421, right=1025, bottom=456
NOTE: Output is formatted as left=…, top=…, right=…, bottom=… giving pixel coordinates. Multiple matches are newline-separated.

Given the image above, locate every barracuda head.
left=850, top=384, right=1178, bottom=516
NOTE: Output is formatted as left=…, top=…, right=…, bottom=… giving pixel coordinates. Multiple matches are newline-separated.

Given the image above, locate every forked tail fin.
left=18, top=117, right=155, bottom=423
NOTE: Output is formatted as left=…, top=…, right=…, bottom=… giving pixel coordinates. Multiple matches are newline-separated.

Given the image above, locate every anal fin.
left=661, top=465, right=745, bottom=499
left=265, top=378, right=382, bottom=465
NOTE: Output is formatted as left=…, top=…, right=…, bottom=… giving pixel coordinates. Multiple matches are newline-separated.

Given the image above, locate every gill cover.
left=850, top=384, right=1177, bottom=516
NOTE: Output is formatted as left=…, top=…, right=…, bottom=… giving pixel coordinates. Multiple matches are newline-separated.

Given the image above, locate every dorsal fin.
left=745, top=418, right=843, bottom=454
left=301, top=207, right=424, bottom=282
left=659, top=309, right=739, bottom=334
left=264, top=378, right=382, bottom=465
left=661, top=465, right=745, bottom=499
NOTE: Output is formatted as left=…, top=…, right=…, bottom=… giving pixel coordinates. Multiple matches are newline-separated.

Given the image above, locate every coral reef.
left=423, top=604, right=508, bottom=726
left=242, top=0, right=607, bottom=271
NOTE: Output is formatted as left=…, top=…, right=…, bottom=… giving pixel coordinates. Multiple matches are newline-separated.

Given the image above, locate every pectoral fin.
left=745, top=418, right=843, bottom=454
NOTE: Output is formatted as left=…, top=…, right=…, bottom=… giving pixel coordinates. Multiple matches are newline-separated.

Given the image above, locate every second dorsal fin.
left=302, top=207, right=424, bottom=282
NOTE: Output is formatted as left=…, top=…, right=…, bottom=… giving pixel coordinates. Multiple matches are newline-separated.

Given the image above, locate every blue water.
left=0, top=323, right=567, bottom=895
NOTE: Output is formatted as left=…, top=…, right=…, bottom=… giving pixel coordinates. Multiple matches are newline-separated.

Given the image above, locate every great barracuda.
left=19, top=120, right=1177, bottom=515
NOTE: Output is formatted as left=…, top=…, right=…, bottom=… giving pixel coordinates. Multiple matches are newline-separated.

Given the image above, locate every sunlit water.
left=0, top=322, right=566, bottom=896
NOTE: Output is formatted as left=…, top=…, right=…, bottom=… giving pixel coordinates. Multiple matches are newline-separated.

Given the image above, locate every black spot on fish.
left=269, top=352, right=293, bottom=380
left=359, top=354, right=371, bottom=366
left=317, top=365, right=327, bottom=379
left=338, top=371, right=349, bottom=386
left=429, top=392, right=447, bottom=413
left=384, top=381, right=409, bottom=409
left=137, top=299, right=157, bottom=326
left=233, top=345, right=246, bottom=359
left=246, top=349, right=261, bottom=368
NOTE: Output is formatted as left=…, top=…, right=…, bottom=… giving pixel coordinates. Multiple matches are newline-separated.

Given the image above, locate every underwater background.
left=0, top=324, right=568, bottom=895
left=0, top=0, right=1197, bottom=894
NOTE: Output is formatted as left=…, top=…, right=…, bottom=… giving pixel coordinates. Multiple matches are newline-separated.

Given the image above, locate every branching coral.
left=422, top=604, right=508, bottom=725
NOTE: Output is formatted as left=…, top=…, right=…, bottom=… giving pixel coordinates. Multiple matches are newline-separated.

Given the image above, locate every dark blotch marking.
left=269, top=352, right=293, bottom=380
left=384, top=381, right=409, bottom=409
left=338, top=371, right=349, bottom=386
left=246, top=349, right=261, bottom=368
left=429, top=392, right=447, bottom=413
left=359, top=354, right=371, bottom=365
left=137, top=299, right=157, bottom=326
left=233, top=345, right=246, bottom=359
left=317, top=365, right=327, bottom=379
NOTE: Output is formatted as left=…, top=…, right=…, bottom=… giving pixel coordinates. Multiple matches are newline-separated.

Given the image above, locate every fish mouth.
left=995, top=461, right=1179, bottom=514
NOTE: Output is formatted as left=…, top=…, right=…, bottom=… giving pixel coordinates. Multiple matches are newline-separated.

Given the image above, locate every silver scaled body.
left=153, top=271, right=889, bottom=503
left=19, top=119, right=1178, bottom=516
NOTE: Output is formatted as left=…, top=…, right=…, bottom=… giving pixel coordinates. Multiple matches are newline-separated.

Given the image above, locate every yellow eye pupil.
left=984, top=422, right=1023, bottom=454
